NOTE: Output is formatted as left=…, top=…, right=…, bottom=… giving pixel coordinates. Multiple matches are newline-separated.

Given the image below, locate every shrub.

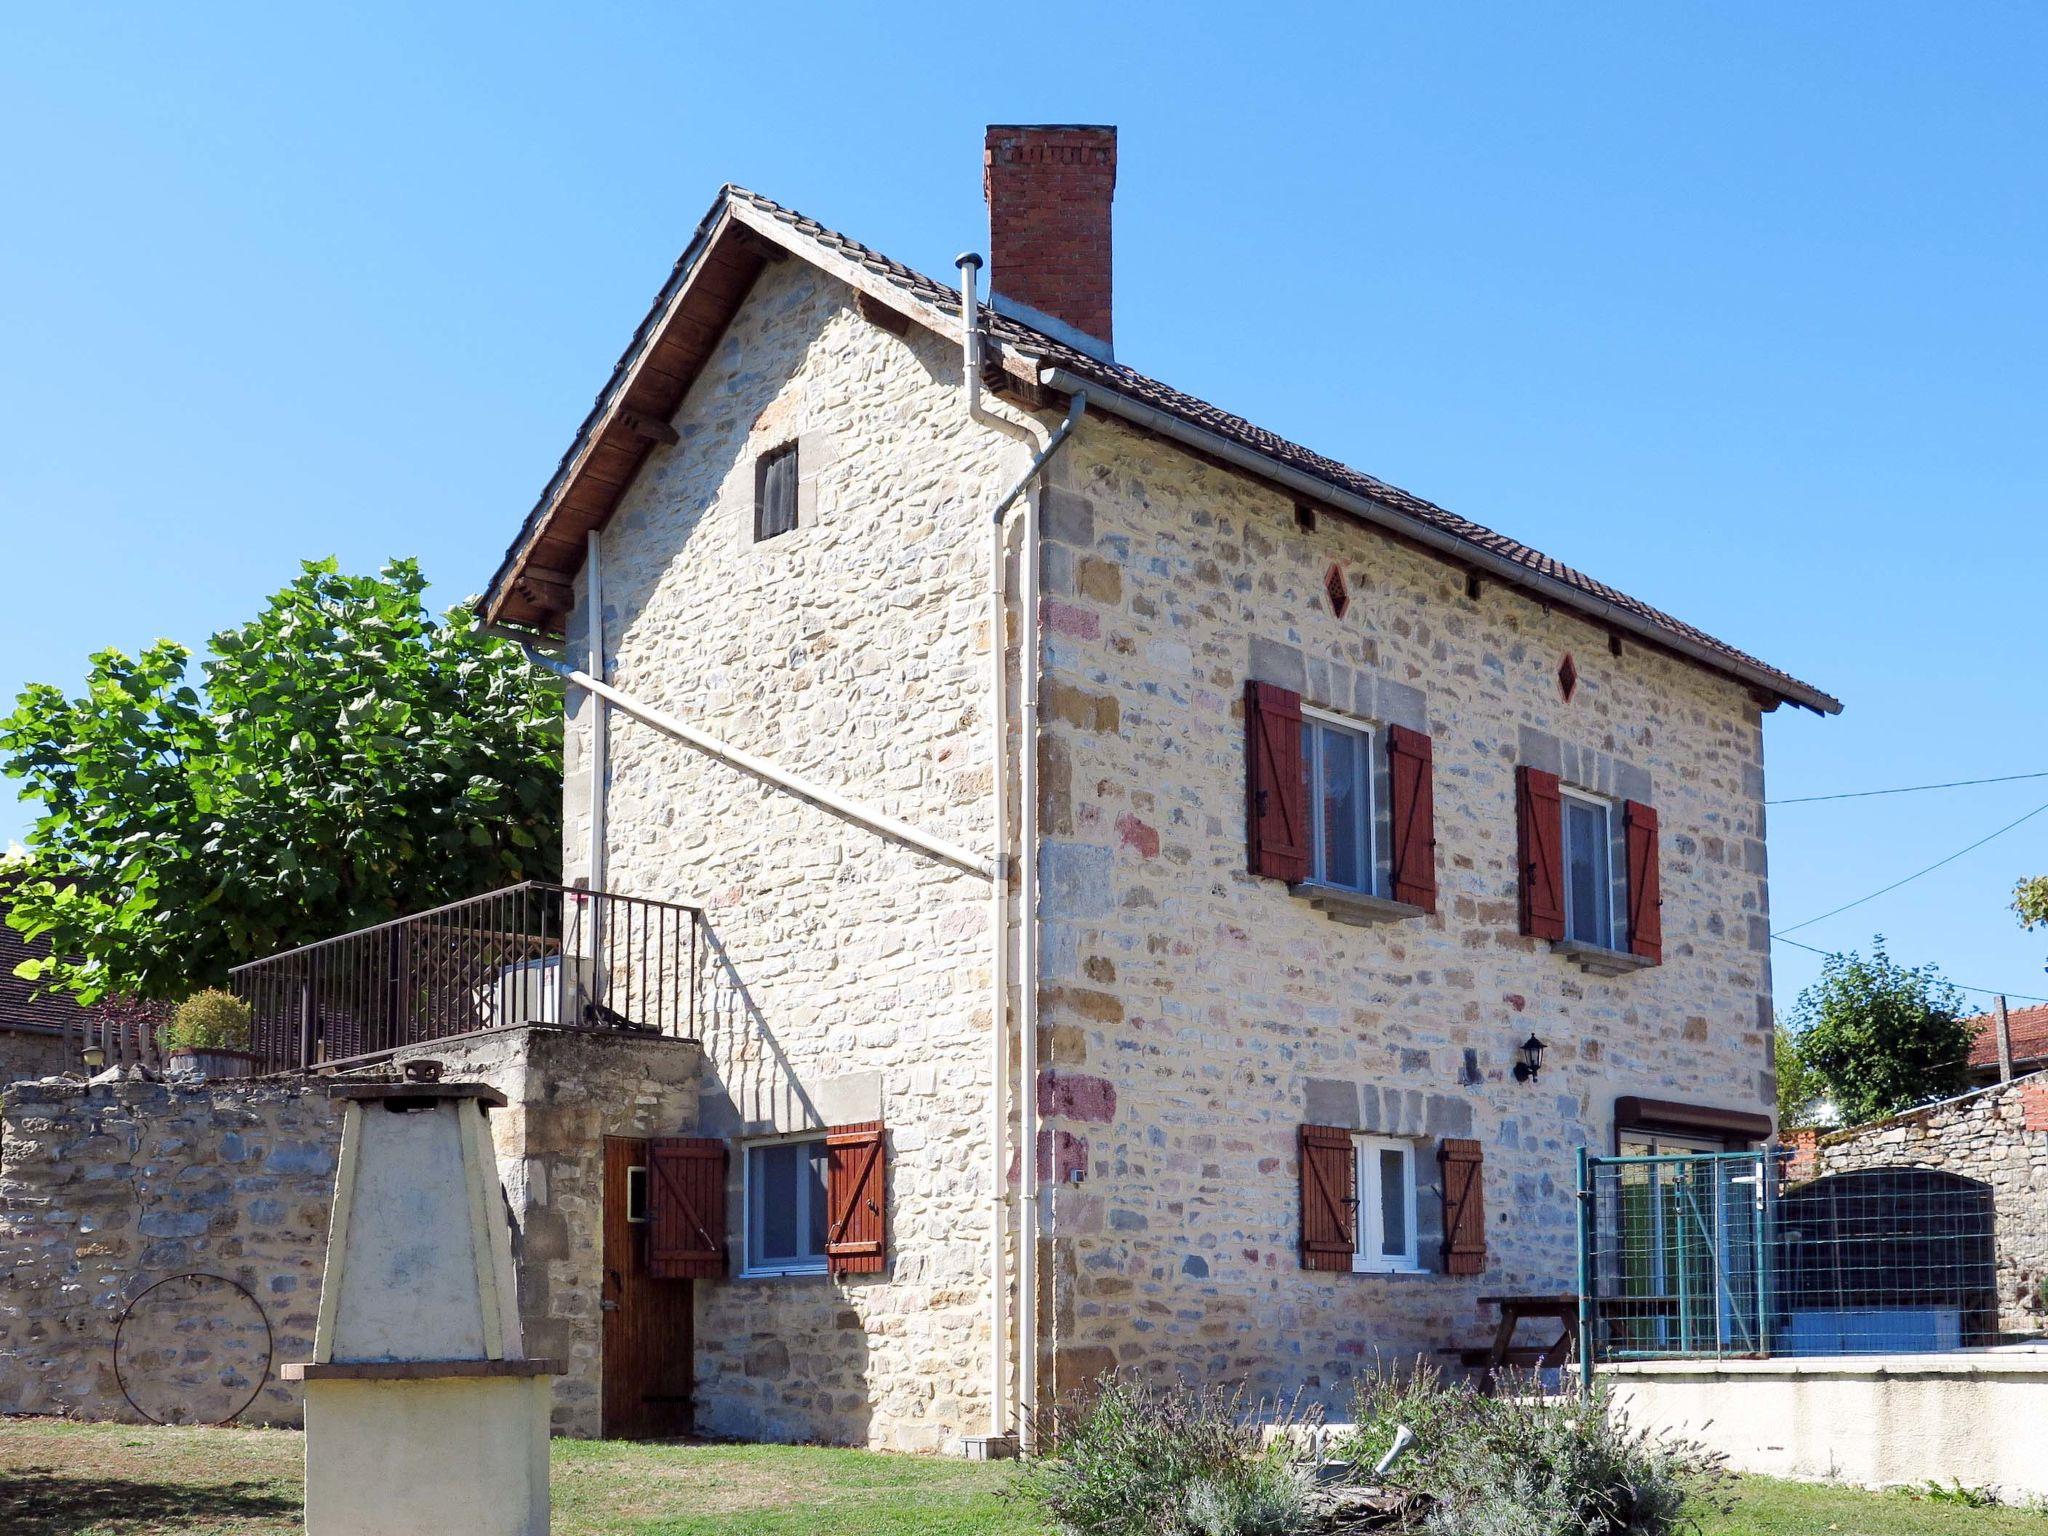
left=1021, top=1375, right=1315, bottom=1536
left=162, top=988, right=253, bottom=1053
left=1338, top=1366, right=1727, bottom=1536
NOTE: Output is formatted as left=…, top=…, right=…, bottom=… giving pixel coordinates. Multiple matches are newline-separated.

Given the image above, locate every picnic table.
left=1446, top=1294, right=1579, bottom=1385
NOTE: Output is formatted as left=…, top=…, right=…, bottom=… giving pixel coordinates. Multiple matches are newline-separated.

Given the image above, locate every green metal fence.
left=1576, top=1146, right=2003, bottom=1388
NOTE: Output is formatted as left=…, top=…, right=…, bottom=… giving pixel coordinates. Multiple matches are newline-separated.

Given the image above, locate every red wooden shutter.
left=1439, top=1138, right=1487, bottom=1276
left=1298, top=1124, right=1357, bottom=1272
left=1386, top=725, right=1437, bottom=912
left=648, top=1137, right=727, bottom=1279
left=1624, top=800, right=1662, bottom=964
left=1516, top=766, right=1566, bottom=940
left=825, top=1121, right=888, bottom=1277
left=1246, top=681, right=1309, bottom=883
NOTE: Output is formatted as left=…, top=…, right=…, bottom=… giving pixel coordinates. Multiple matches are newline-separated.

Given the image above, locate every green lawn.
left=0, top=1418, right=2040, bottom=1535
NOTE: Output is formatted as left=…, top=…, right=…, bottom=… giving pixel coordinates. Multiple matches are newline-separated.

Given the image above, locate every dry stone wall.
left=1030, top=418, right=1779, bottom=1409
left=0, top=1076, right=338, bottom=1424
left=1800, top=1075, right=2048, bottom=1337
left=0, top=1026, right=702, bottom=1435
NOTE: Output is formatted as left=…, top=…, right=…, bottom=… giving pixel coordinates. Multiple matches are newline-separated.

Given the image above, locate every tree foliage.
left=1774, top=1027, right=1829, bottom=1129
left=2016, top=875, right=2048, bottom=947
left=1, top=558, right=562, bottom=1002
left=1789, top=937, right=1972, bottom=1126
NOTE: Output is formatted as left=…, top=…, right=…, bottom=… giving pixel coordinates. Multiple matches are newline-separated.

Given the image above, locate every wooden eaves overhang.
left=479, top=191, right=1020, bottom=636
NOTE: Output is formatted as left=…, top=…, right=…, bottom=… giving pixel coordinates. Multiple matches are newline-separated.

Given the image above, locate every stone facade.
left=390, top=1026, right=701, bottom=1436
left=0, top=1076, right=338, bottom=1424
left=1793, top=1074, right=2048, bottom=1338
left=562, top=255, right=1033, bottom=1452
left=550, top=241, right=1787, bottom=1445
left=1029, top=416, right=1776, bottom=1409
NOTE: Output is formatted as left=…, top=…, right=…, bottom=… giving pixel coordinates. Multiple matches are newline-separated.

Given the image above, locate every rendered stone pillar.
left=283, top=1080, right=561, bottom=1536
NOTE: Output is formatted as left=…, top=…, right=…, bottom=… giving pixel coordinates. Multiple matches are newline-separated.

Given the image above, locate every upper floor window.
left=754, top=442, right=799, bottom=542
left=744, top=1136, right=828, bottom=1276
left=1561, top=788, right=1617, bottom=947
left=1302, top=709, right=1374, bottom=893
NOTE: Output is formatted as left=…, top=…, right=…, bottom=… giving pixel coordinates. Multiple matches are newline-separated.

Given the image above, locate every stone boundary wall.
left=0, top=1026, right=701, bottom=1434
left=0, top=1076, right=339, bottom=1424
left=0, top=1028, right=77, bottom=1089
left=1791, top=1073, right=2048, bottom=1337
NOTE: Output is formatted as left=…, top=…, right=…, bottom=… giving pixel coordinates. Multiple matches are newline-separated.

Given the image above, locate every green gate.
left=1575, top=1148, right=1773, bottom=1385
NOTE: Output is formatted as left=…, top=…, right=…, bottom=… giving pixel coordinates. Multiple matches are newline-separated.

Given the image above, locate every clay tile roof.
left=1965, top=1002, right=2048, bottom=1072
left=483, top=185, right=1840, bottom=717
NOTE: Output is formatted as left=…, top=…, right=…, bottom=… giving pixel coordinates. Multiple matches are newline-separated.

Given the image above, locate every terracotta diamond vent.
left=1324, top=563, right=1349, bottom=619
left=1558, top=653, right=1578, bottom=703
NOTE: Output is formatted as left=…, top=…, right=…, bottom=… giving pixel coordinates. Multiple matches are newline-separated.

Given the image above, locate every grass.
left=2, top=1418, right=2042, bottom=1535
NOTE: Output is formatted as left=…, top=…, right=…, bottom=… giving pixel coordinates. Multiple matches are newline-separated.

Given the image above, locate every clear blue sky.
left=2, top=4, right=2042, bottom=1019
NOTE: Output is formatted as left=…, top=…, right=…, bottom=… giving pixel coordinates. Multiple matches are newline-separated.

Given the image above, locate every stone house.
left=213, top=125, right=1839, bottom=1452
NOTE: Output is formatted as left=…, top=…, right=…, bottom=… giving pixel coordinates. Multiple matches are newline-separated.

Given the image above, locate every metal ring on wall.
left=113, top=1272, right=276, bottom=1428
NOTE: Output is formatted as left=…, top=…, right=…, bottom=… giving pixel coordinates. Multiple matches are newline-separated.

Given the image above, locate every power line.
left=1772, top=797, right=2048, bottom=937
left=1769, top=769, right=2048, bottom=805
left=1769, top=933, right=2048, bottom=1006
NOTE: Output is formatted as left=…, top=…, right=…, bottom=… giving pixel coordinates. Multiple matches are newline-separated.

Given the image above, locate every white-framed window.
left=1301, top=708, right=1375, bottom=894
left=624, top=1164, right=649, bottom=1224
left=742, top=1136, right=829, bottom=1276
left=1353, top=1135, right=1420, bottom=1273
left=1561, top=787, right=1618, bottom=948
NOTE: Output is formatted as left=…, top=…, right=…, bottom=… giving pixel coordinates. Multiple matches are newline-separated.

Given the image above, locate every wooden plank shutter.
left=1516, top=766, right=1566, bottom=940
left=1386, top=725, right=1437, bottom=912
left=1246, top=681, right=1309, bottom=882
left=1624, top=800, right=1662, bottom=964
left=825, top=1121, right=888, bottom=1276
left=1438, top=1138, right=1487, bottom=1276
left=647, top=1136, right=727, bottom=1280
left=1298, top=1124, right=1357, bottom=1271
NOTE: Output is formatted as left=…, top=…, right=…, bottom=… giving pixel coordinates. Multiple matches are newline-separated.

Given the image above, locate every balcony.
left=229, top=882, right=702, bottom=1074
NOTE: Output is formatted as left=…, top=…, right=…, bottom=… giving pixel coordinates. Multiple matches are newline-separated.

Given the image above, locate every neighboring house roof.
left=481, top=185, right=1840, bottom=717
left=0, top=921, right=82, bottom=1037
left=1965, top=1001, right=2048, bottom=1075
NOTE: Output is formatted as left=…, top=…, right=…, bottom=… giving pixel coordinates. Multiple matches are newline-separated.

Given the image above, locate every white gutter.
left=1034, top=367, right=1841, bottom=717
left=518, top=647, right=997, bottom=882
left=960, top=251, right=1086, bottom=1454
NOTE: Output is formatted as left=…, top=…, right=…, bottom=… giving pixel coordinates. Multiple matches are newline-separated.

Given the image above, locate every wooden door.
left=602, top=1136, right=695, bottom=1438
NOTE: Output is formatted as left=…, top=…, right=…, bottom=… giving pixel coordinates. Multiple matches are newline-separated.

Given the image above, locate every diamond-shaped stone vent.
left=1558, top=653, right=1578, bottom=702
left=1325, top=563, right=1349, bottom=619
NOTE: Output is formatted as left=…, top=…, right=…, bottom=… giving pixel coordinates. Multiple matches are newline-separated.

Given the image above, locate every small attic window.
left=755, top=442, right=799, bottom=542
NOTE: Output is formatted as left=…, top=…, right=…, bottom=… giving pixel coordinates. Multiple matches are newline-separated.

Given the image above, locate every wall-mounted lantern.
left=81, top=1043, right=106, bottom=1073
left=1512, top=1034, right=1547, bottom=1084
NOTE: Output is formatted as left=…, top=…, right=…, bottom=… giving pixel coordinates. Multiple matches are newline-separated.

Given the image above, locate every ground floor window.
left=1354, top=1135, right=1420, bottom=1272
left=744, top=1137, right=829, bottom=1276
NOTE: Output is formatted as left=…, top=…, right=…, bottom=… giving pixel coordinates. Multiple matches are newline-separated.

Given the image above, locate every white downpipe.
left=521, top=648, right=996, bottom=881
left=1014, top=477, right=1045, bottom=1452
left=585, top=532, right=608, bottom=992
left=959, top=249, right=1084, bottom=1453
left=964, top=251, right=1011, bottom=1446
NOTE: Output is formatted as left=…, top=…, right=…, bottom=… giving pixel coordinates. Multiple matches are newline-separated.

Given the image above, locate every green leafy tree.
left=1789, top=937, right=1971, bottom=1126
left=2016, top=875, right=2048, bottom=954
left=1774, top=1027, right=1829, bottom=1129
left=2, top=558, right=561, bottom=1002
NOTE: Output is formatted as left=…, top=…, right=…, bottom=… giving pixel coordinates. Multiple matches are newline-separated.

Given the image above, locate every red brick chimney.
left=983, top=124, right=1117, bottom=357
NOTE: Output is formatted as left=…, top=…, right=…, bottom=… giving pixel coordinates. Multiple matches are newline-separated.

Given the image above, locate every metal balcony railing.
left=229, top=882, right=701, bottom=1074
